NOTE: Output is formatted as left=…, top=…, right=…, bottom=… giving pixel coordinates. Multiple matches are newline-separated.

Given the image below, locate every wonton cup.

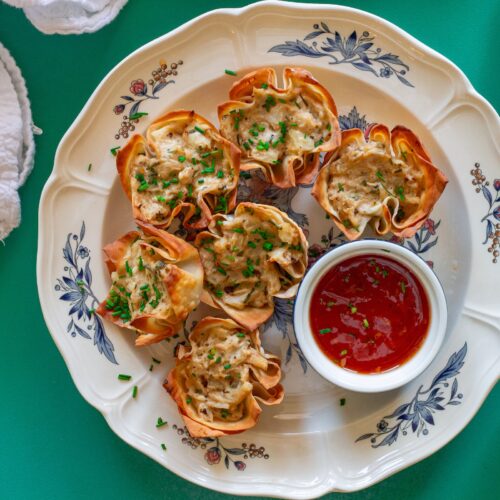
left=194, top=202, right=308, bottom=331
left=312, top=124, right=448, bottom=240
left=164, top=317, right=284, bottom=437
left=96, top=221, right=203, bottom=346
left=218, top=67, right=340, bottom=188
left=117, top=110, right=240, bottom=230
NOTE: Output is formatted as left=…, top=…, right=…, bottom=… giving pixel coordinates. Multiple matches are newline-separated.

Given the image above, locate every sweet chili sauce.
left=309, top=254, right=430, bottom=374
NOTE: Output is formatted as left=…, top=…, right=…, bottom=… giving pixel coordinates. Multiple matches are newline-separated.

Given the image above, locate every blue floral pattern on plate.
left=269, top=23, right=414, bottom=87
left=356, top=343, right=467, bottom=447
left=54, top=222, right=117, bottom=364
left=470, top=162, right=500, bottom=263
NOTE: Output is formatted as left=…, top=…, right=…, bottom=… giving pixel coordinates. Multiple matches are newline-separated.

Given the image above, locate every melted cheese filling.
left=181, top=324, right=269, bottom=423
left=130, top=121, right=236, bottom=225
left=105, top=237, right=174, bottom=323
left=198, top=206, right=304, bottom=309
left=220, top=88, right=332, bottom=164
left=327, top=141, right=423, bottom=230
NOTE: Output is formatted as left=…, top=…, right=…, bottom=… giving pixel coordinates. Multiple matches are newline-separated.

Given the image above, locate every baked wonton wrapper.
left=312, top=124, right=448, bottom=240
left=96, top=221, right=203, bottom=346
left=117, top=110, right=240, bottom=229
left=218, top=67, right=340, bottom=188
left=194, top=202, right=308, bottom=330
left=164, top=316, right=284, bottom=437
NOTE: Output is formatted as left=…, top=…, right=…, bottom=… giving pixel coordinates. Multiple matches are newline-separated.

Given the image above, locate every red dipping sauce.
left=309, top=254, right=430, bottom=374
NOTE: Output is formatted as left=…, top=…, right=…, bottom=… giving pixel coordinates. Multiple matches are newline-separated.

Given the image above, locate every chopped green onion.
left=216, top=266, right=227, bottom=275
left=87, top=163, right=92, bottom=172
left=118, top=374, right=131, bottom=381
left=132, top=385, right=138, bottom=398
left=401, top=149, right=408, bottom=161
left=247, top=241, right=257, bottom=248
left=215, top=289, right=224, bottom=298
left=125, top=261, right=133, bottom=277
left=396, top=186, right=405, bottom=201
left=110, top=146, right=121, bottom=156
left=338, top=183, right=344, bottom=192
left=263, top=242, right=273, bottom=251
left=223, top=363, right=231, bottom=370
left=194, top=125, right=205, bottom=134
left=319, top=328, right=331, bottom=335
left=178, top=155, right=186, bottom=163
left=186, top=397, right=192, bottom=404
left=137, top=181, right=149, bottom=192
left=156, top=417, right=168, bottom=428
left=236, top=332, right=246, bottom=338
left=161, top=443, right=167, bottom=451
left=225, top=69, right=237, bottom=76
left=363, top=319, right=369, bottom=328
left=340, top=349, right=348, bottom=357
left=198, top=178, right=205, bottom=184
left=215, top=356, right=222, bottom=363
left=376, top=170, right=385, bottom=182
left=350, top=305, right=357, bottom=314
left=217, top=170, right=224, bottom=179
left=138, top=256, right=144, bottom=271
left=400, top=281, right=407, bottom=294
left=129, top=112, right=148, bottom=120
left=340, top=398, right=346, bottom=406
left=232, top=227, right=245, bottom=234
left=156, top=195, right=166, bottom=203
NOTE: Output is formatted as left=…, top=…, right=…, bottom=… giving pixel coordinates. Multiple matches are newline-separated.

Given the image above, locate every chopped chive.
left=400, top=281, right=407, bottom=294
left=278, top=98, right=286, bottom=103
left=232, top=227, right=245, bottom=234
left=132, top=385, right=138, bottom=398
left=118, top=374, right=131, bottom=381
left=110, top=146, right=121, bottom=156
left=178, top=155, right=186, bottom=163
left=152, top=357, right=161, bottom=364
left=87, top=163, right=92, bottom=172
left=156, top=417, right=168, bottom=428
left=216, top=266, right=227, bottom=275
left=187, top=184, right=193, bottom=197
left=382, top=269, right=389, bottom=278
left=263, top=242, right=273, bottom=251
left=319, top=328, right=331, bottom=335
left=170, top=177, right=179, bottom=184
left=125, top=261, right=133, bottom=276
left=350, top=305, right=358, bottom=314
left=149, top=364, right=154, bottom=371
left=194, top=125, right=205, bottom=134
left=162, top=180, right=171, bottom=188
left=314, top=138, right=324, bottom=148
left=340, top=349, right=348, bottom=357
left=247, top=241, right=257, bottom=248
left=401, top=149, right=408, bottom=161
left=215, top=356, right=222, bottom=363
left=225, top=69, right=237, bottom=76
left=338, top=183, right=344, bottom=192
left=340, top=398, right=346, bottom=406
left=326, top=123, right=332, bottom=131
left=156, top=195, right=166, bottom=203
left=261, top=83, right=268, bottom=89
left=223, top=363, right=231, bottom=370
left=217, top=170, right=224, bottom=179
left=215, top=289, right=224, bottom=298
left=236, top=332, right=246, bottom=338
left=137, top=181, right=149, bottom=192
left=396, top=186, right=405, bottom=201
left=198, top=178, right=205, bottom=184
left=161, top=443, right=167, bottom=451
left=363, top=319, right=369, bottom=328
left=186, top=397, right=192, bottom=404
left=376, top=170, right=385, bottom=182
left=129, top=112, right=148, bottom=120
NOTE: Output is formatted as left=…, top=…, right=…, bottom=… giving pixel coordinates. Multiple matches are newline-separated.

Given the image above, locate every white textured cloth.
left=3, top=0, right=128, bottom=34
left=0, top=42, right=38, bottom=241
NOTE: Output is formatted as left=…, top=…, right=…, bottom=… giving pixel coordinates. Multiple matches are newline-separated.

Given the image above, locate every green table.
left=0, top=1, right=498, bottom=498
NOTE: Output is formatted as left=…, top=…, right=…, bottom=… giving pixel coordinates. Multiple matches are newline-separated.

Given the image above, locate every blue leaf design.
left=406, top=240, right=418, bottom=253
left=395, top=72, right=415, bottom=88
left=450, top=378, right=458, bottom=400
left=430, top=343, right=467, bottom=387
left=94, top=316, right=118, bottom=364
left=67, top=319, right=74, bottom=332
left=79, top=221, right=85, bottom=242
left=296, top=345, right=309, bottom=373
left=374, top=427, right=399, bottom=447
left=418, top=406, right=435, bottom=425
left=419, top=238, right=438, bottom=254
left=351, top=61, right=378, bottom=76
left=414, top=231, right=421, bottom=246
left=285, top=343, right=292, bottom=365
left=63, top=235, right=75, bottom=267
left=355, top=42, right=374, bottom=52
left=384, top=402, right=410, bottom=419
left=129, top=101, right=140, bottom=118
left=420, top=229, right=432, bottom=244
left=345, top=31, right=357, bottom=57
left=153, top=80, right=174, bottom=95
left=224, top=448, right=246, bottom=455
left=74, top=324, right=91, bottom=339
left=84, top=259, right=92, bottom=287
left=411, top=413, right=420, bottom=432
left=484, top=219, right=494, bottom=244
left=304, top=30, right=325, bottom=41
left=375, top=53, right=409, bottom=69
left=448, top=401, right=462, bottom=406
left=482, top=185, right=493, bottom=207
left=120, top=95, right=134, bottom=101
left=269, top=40, right=324, bottom=58
left=320, top=22, right=331, bottom=33
left=355, top=433, right=375, bottom=442
left=60, top=291, right=80, bottom=302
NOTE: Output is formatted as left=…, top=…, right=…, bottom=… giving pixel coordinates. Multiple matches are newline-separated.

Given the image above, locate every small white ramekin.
left=294, top=239, right=447, bottom=392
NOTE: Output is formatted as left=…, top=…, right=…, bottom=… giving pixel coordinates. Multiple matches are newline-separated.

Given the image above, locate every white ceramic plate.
left=37, top=1, right=500, bottom=497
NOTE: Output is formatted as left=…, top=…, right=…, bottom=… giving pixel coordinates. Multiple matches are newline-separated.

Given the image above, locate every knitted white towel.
left=3, top=0, right=128, bottom=34
left=0, top=42, right=38, bottom=241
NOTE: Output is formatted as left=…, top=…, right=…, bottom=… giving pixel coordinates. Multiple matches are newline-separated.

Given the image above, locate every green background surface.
left=0, top=1, right=498, bottom=499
